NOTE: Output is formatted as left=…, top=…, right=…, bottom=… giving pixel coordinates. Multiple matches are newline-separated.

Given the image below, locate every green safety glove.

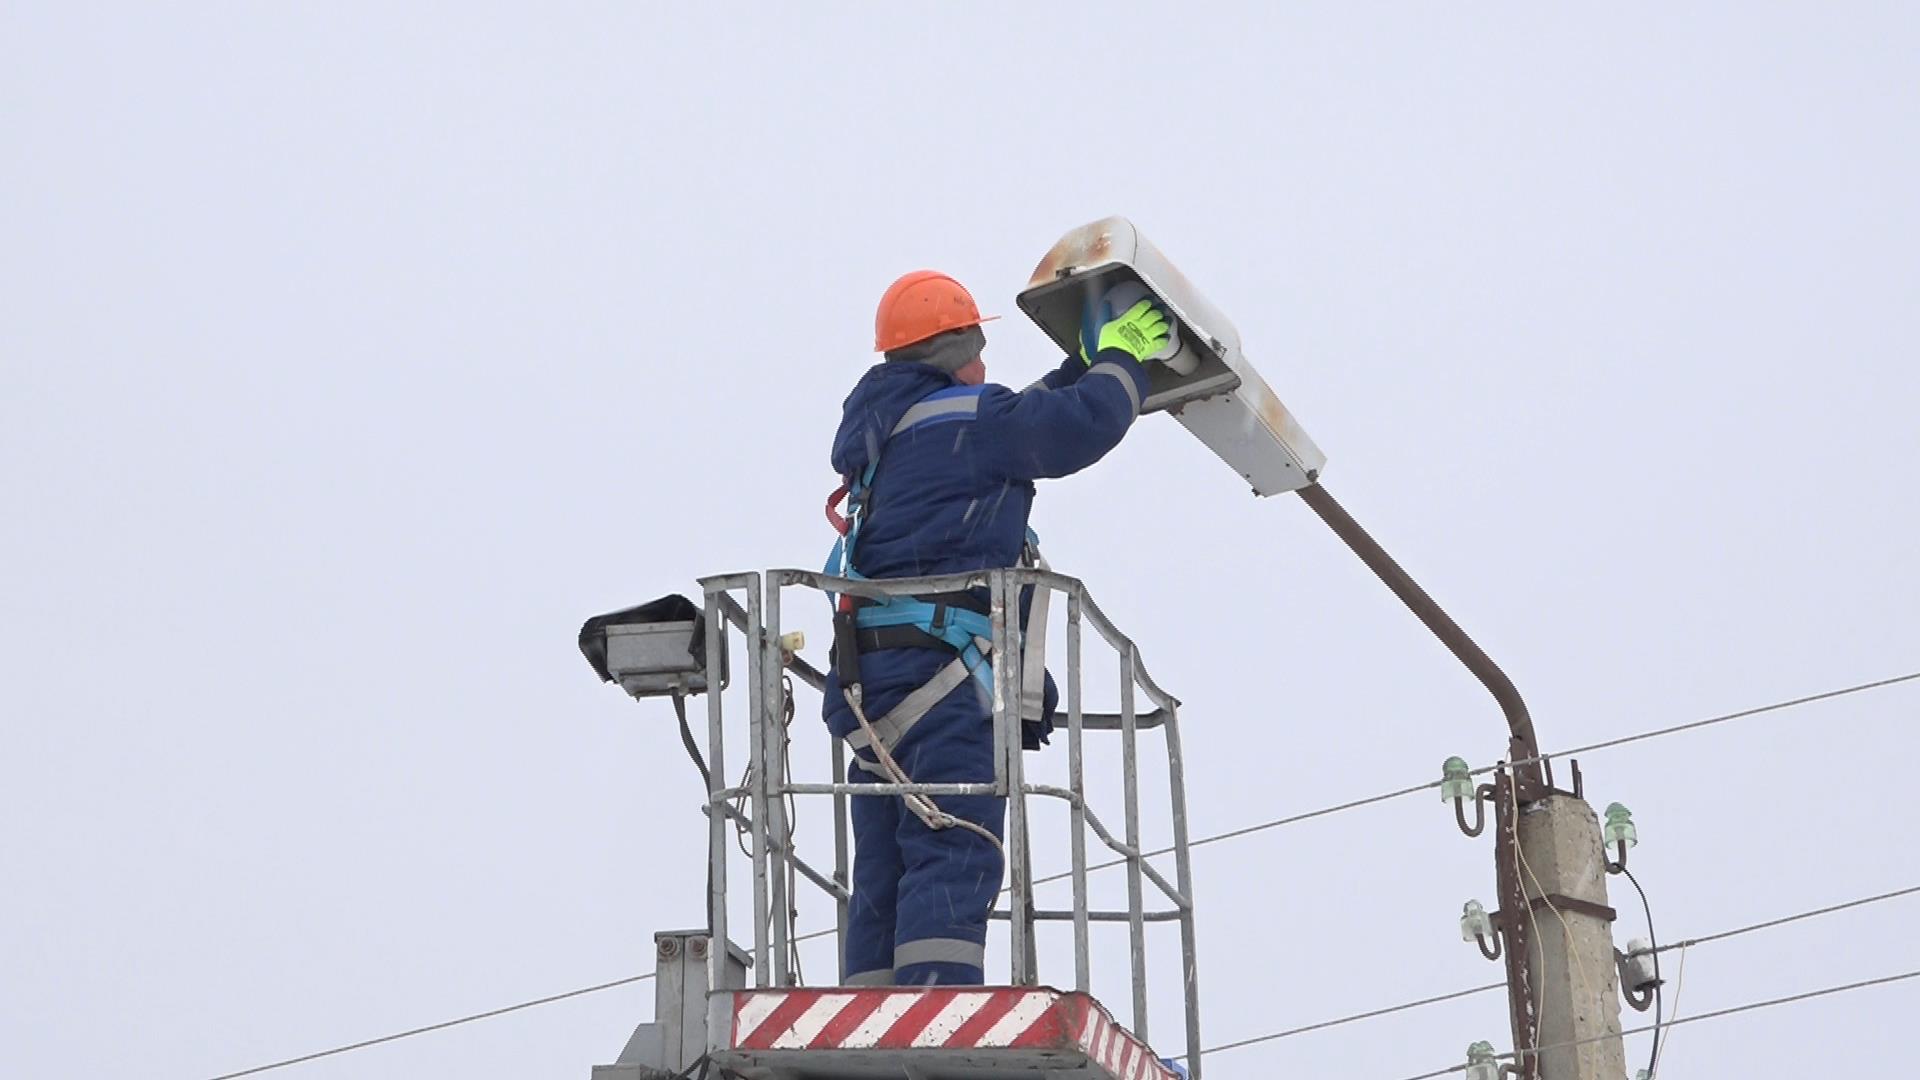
left=1081, top=299, right=1173, bottom=364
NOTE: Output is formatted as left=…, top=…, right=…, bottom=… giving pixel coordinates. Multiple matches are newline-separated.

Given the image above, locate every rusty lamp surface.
left=1016, top=216, right=1541, bottom=776
left=1016, top=216, right=1326, bottom=497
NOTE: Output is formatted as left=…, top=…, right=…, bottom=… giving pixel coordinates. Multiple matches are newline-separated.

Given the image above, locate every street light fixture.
left=1020, top=217, right=1555, bottom=1080
left=1017, top=216, right=1543, bottom=779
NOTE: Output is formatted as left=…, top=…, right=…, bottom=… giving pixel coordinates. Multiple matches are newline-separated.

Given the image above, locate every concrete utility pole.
left=1296, top=484, right=1629, bottom=1080
left=1511, top=793, right=1629, bottom=1080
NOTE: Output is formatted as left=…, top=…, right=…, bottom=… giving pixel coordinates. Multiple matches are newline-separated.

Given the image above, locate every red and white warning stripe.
left=726, top=987, right=1176, bottom=1080
left=1074, top=997, right=1174, bottom=1080
left=731, top=987, right=1060, bottom=1051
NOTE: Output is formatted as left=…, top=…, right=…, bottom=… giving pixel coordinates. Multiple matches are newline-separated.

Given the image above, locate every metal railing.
left=694, top=567, right=1201, bottom=1071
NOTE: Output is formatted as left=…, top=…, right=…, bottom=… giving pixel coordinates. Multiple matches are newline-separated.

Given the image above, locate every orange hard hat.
left=873, top=270, right=999, bottom=353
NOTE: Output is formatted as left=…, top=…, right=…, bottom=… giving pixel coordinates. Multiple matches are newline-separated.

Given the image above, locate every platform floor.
left=711, top=986, right=1177, bottom=1080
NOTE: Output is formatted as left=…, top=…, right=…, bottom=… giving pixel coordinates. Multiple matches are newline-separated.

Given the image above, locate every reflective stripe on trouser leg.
left=894, top=937, right=987, bottom=970
left=843, top=967, right=895, bottom=987
left=890, top=697, right=1004, bottom=986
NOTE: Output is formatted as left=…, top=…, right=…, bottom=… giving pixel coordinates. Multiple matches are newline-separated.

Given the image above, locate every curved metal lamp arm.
left=1298, top=484, right=1543, bottom=783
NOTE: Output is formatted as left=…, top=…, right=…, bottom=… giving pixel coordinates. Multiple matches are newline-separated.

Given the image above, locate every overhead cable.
left=1175, top=983, right=1505, bottom=1060
left=1502, top=668, right=1920, bottom=775
left=201, top=874, right=1920, bottom=1079
left=1659, top=884, right=1920, bottom=953
left=1179, top=881, right=1920, bottom=1062
left=200, top=670, right=1920, bottom=1078
left=203, top=973, right=654, bottom=1079
left=1373, top=967, right=1920, bottom=1080
left=1041, top=668, right=1920, bottom=885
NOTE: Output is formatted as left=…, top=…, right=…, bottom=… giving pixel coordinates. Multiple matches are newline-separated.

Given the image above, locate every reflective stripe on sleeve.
left=1087, top=362, right=1142, bottom=417
left=890, top=389, right=984, bottom=435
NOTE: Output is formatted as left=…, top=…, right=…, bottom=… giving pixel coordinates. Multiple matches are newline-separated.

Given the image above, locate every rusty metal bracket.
left=1538, top=756, right=1585, bottom=801
left=1496, top=894, right=1616, bottom=925
left=1605, top=838, right=1631, bottom=875
left=1492, top=771, right=1541, bottom=1080
left=1454, top=783, right=1498, bottom=837
left=1509, top=757, right=1585, bottom=805
left=1616, top=947, right=1660, bottom=1013
left=1535, top=893, right=1616, bottom=922
left=1536, top=891, right=1612, bottom=914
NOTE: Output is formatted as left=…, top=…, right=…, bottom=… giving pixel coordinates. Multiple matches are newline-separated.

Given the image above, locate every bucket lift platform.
left=715, top=986, right=1179, bottom=1080
left=583, top=567, right=1200, bottom=1080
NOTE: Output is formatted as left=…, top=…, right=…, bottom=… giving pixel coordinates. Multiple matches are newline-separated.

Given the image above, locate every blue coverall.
left=823, top=347, right=1148, bottom=986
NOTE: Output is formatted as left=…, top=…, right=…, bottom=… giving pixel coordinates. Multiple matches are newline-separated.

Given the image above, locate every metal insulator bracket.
left=1604, top=840, right=1631, bottom=875
left=1454, top=783, right=1499, bottom=837
left=1615, top=947, right=1663, bottom=1012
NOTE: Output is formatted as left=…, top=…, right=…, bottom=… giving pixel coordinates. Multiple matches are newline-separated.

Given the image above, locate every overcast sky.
left=5, top=4, right=1918, bottom=1078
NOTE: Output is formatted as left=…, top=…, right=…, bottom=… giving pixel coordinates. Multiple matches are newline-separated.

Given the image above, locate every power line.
left=1661, top=884, right=1920, bottom=953
left=1513, top=668, right=1920, bottom=773
left=1378, top=966, right=1920, bottom=1080
left=1183, top=881, right=1920, bottom=1062
left=202, top=973, right=654, bottom=1080
left=201, top=670, right=1920, bottom=1078
left=1178, top=983, right=1505, bottom=1061
left=1042, top=668, right=1920, bottom=886
left=1035, top=780, right=1440, bottom=886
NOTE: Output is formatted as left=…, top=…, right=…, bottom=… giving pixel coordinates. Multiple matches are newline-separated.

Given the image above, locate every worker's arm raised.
left=1030, top=354, right=1089, bottom=392
left=976, top=351, right=1149, bottom=481
left=978, top=295, right=1172, bottom=480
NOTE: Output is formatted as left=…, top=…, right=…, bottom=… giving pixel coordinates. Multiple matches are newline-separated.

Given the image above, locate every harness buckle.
left=832, top=609, right=864, bottom=690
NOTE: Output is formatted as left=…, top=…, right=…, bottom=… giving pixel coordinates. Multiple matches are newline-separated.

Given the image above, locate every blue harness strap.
left=827, top=381, right=1058, bottom=758
left=827, top=384, right=997, bottom=696
left=825, top=382, right=998, bottom=691
left=827, top=384, right=986, bottom=597
left=851, top=598, right=997, bottom=695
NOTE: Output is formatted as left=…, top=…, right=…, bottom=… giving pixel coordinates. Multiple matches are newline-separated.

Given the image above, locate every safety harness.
left=824, top=384, right=1050, bottom=760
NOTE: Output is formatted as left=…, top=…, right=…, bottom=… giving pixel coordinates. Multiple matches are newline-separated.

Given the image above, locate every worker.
left=822, top=269, right=1171, bottom=986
